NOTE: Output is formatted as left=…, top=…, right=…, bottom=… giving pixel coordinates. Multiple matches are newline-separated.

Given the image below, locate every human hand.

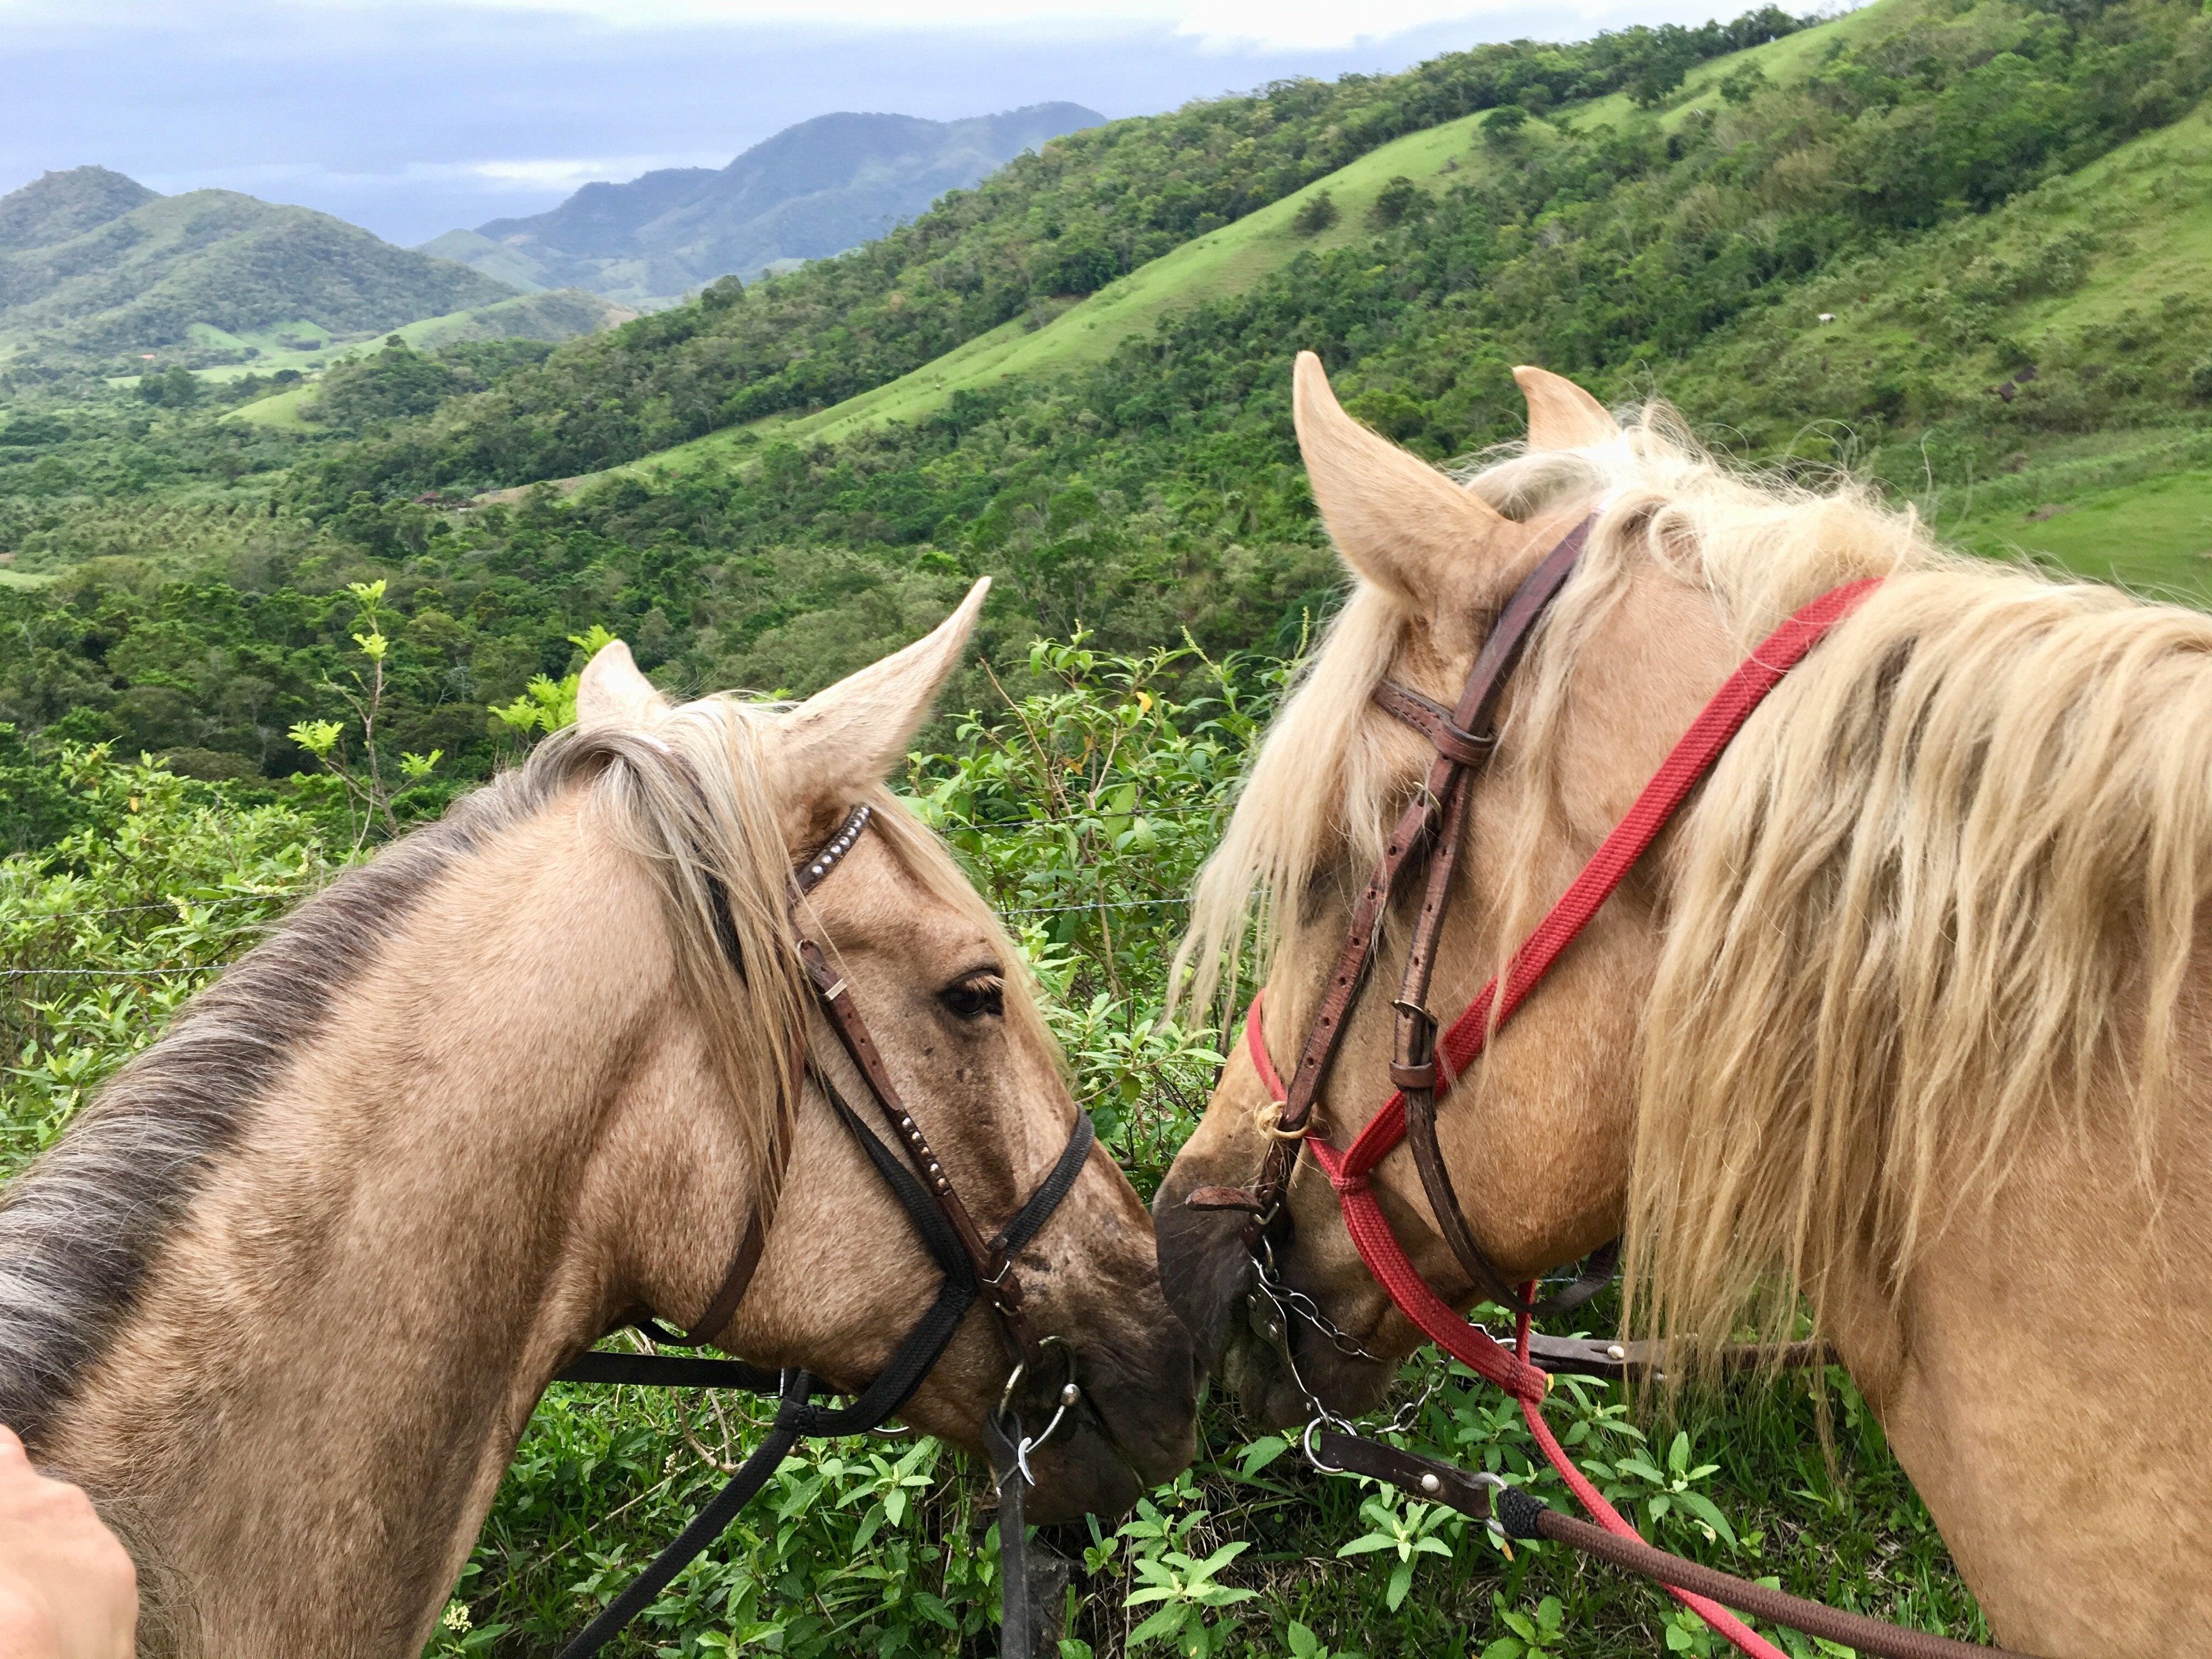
left=0, top=1425, right=135, bottom=1659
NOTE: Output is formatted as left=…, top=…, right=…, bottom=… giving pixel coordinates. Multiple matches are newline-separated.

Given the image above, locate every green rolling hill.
left=11, top=0, right=2212, bottom=784
left=604, top=0, right=1941, bottom=484
left=624, top=109, right=1521, bottom=474
left=225, top=290, right=637, bottom=429
left=0, top=166, right=520, bottom=370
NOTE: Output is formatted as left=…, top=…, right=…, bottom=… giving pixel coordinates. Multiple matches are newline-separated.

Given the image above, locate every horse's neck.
left=46, top=802, right=726, bottom=1657
left=1822, top=1094, right=2212, bottom=1656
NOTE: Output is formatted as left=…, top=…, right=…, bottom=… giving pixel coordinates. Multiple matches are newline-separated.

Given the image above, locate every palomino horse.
left=0, top=580, right=1197, bottom=1657
left=1156, top=354, right=2212, bottom=1656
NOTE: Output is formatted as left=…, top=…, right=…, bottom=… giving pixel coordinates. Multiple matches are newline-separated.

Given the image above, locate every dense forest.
left=4, top=0, right=2212, bottom=818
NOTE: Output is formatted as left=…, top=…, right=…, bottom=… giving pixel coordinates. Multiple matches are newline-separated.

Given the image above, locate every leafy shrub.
left=1368, top=177, right=1431, bottom=227
left=1044, top=239, right=1121, bottom=295
left=1290, top=191, right=1340, bottom=235
left=304, top=336, right=462, bottom=431
left=1481, top=104, right=1531, bottom=142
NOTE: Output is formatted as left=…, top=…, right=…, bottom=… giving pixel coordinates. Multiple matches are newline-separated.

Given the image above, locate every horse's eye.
left=940, top=974, right=1005, bottom=1020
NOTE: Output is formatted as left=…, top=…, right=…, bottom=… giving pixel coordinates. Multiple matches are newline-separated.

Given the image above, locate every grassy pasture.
left=1955, top=465, right=2212, bottom=603
left=611, top=0, right=1903, bottom=489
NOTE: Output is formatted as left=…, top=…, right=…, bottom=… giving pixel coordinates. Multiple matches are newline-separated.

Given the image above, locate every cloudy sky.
left=3, top=0, right=1754, bottom=247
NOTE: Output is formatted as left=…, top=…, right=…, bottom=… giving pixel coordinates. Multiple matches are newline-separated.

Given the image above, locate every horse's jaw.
left=1152, top=1162, right=1398, bottom=1430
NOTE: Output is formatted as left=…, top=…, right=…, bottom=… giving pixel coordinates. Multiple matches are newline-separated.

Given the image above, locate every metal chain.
left=1246, top=1243, right=1453, bottom=1468
left=1251, top=1239, right=1381, bottom=1362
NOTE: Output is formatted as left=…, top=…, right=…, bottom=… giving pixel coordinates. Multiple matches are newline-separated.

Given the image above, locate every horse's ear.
left=1293, top=349, right=1503, bottom=607
left=1513, top=365, right=1618, bottom=449
left=577, top=640, right=667, bottom=730
left=774, top=578, right=989, bottom=806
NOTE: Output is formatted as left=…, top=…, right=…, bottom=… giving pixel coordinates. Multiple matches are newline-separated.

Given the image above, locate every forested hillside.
left=296, top=9, right=1802, bottom=498
left=426, top=103, right=1107, bottom=305
left=0, top=169, right=518, bottom=370
left=5, top=0, right=2212, bottom=797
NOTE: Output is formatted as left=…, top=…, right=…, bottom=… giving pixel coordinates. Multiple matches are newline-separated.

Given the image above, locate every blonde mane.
left=534, top=700, right=811, bottom=1215
left=1181, top=400, right=2210, bottom=1370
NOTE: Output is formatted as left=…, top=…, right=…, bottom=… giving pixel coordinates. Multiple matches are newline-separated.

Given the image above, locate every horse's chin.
left=1218, top=1319, right=1394, bottom=1431
left=1023, top=1413, right=1156, bottom=1522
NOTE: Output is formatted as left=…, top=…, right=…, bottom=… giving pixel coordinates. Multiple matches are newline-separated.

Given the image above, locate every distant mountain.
left=423, top=103, right=1105, bottom=307
left=0, top=167, right=520, bottom=364
left=0, top=166, right=156, bottom=253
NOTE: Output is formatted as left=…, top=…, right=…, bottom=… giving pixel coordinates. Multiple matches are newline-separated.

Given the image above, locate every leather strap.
left=554, top=1369, right=819, bottom=1659
left=1369, top=680, right=1490, bottom=765
left=800, top=939, right=999, bottom=1271
left=1313, top=1431, right=1496, bottom=1520
left=1243, top=516, right=1595, bottom=1237
left=1389, top=751, right=1529, bottom=1311
left=981, top=1409, right=1071, bottom=1658
left=1522, top=1331, right=1835, bottom=1380
left=554, top=1351, right=781, bottom=1390
left=676, top=1210, right=767, bottom=1346
left=1383, top=523, right=1589, bottom=1309
left=1494, top=1489, right=2040, bottom=1659
left=991, top=1113, right=1095, bottom=1267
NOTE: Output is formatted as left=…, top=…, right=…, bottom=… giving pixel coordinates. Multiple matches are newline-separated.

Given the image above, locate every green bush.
left=1368, top=177, right=1431, bottom=227
left=1290, top=191, right=1340, bottom=235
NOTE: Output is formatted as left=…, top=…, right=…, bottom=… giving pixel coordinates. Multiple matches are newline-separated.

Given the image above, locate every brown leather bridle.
left=1193, top=515, right=1596, bottom=1312
left=551, top=800, right=1097, bottom=1659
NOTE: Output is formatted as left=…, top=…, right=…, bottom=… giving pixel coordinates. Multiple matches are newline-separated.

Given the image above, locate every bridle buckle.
left=1390, top=997, right=1441, bottom=1093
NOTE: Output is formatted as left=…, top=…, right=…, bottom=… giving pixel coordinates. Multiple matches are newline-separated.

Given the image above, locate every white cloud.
left=136, top=155, right=721, bottom=195
left=172, top=0, right=1545, bottom=52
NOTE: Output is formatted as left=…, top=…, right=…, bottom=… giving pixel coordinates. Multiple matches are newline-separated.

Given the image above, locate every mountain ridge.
left=0, top=169, right=521, bottom=365
left=0, top=166, right=156, bottom=253
left=426, top=102, right=1105, bottom=305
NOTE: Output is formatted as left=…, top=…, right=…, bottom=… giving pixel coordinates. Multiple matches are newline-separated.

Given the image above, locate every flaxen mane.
left=0, top=705, right=809, bottom=1439
left=1181, top=401, right=2204, bottom=1371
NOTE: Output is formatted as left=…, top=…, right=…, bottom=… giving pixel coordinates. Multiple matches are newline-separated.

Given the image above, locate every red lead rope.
left=1245, top=578, right=1881, bottom=1659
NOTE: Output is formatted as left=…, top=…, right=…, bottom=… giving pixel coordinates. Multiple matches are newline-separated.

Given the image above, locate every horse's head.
left=574, top=585, right=1195, bottom=1520
left=1154, top=355, right=1757, bottom=1426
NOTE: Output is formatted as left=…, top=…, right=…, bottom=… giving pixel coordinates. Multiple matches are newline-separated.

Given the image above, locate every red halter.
left=1244, top=576, right=1881, bottom=1659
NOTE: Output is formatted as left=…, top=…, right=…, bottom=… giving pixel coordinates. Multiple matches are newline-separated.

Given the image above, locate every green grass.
left=0, top=568, right=53, bottom=588
left=611, top=0, right=1910, bottom=489
left=1954, top=465, right=2212, bottom=603
left=1769, top=99, right=2212, bottom=402
left=227, top=383, right=320, bottom=429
